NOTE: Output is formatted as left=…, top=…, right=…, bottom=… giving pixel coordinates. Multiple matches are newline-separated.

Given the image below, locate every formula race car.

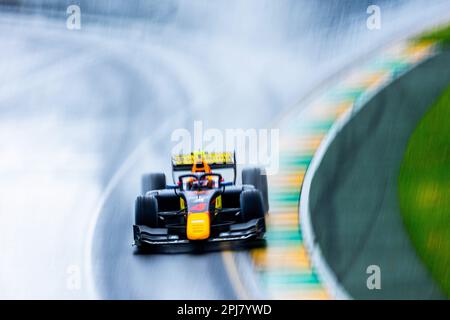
left=133, top=151, right=269, bottom=249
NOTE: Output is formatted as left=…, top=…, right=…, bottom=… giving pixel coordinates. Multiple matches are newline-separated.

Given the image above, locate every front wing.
left=133, top=218, right=266, bottom=247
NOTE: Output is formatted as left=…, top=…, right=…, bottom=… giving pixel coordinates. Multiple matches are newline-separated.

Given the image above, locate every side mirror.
left=166, top=184, right=179, bottom=189
left=220, top=181, right=233, bottom=187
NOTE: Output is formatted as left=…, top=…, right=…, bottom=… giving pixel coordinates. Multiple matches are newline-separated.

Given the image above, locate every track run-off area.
left=244, top=25, right=449, bottom=299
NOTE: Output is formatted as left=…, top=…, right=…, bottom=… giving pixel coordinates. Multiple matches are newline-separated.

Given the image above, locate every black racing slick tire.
left=141, top=172, right=166, bottom=195
left=240, top=189, right=265, bottom=223
left=242, top=167, right=269, bottom=213
left=135, top=195, right=159, bottom=227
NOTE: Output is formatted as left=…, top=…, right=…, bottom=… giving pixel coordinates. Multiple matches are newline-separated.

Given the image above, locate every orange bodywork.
left=191, top=151, right=211, bottom=173
left=187, top=212, right=210, bottom=240
left=185, top=152, right=215, bottom=240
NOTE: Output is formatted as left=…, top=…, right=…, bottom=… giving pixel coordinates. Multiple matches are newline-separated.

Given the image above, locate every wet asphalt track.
left=1, top=1, right=450, bottom=299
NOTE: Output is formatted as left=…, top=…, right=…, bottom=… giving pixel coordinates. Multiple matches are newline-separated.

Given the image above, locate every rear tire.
left=141, top=173, right=166, bottom=195
left=240, top=189, right=265, bottom=224
left=242, top=167, right=269, bottom=213
left=135, top=195, right=159, bottom=227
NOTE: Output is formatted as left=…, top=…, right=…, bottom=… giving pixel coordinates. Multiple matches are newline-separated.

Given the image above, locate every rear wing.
left=171, top=151, right=237, bottom=182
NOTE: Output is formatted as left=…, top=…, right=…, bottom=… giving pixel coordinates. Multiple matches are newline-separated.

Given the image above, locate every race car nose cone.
left=187, top=212, right=210, bottom=240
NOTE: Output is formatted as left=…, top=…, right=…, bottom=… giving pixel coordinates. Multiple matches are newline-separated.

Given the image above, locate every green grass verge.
left=418, top=23, right=450, bottom=46
left=398, top=83, right=450, bottom=298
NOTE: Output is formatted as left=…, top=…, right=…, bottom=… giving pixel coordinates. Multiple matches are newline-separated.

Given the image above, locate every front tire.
left=240, top=189, right=265, bottom=225
left=135, top=195, right=159, bottom=227
left=242, top=167, right=269, bottom=213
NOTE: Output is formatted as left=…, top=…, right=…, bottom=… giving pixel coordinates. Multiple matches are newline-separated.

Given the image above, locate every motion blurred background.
left=0, top=0, right=449, bottom=299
